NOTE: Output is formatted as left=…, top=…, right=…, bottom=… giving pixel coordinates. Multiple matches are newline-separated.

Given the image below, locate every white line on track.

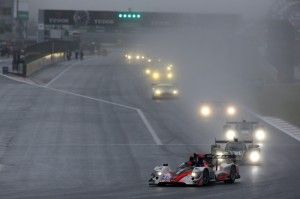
left=9, top=143, right=207, bottom=146
left=0, top=71, right=163, bottom=145
left=47, top=86, right=138, bottom=110
left=136, top=109, right=162, bottom=145
left=44, top=62, right=77, bottom=87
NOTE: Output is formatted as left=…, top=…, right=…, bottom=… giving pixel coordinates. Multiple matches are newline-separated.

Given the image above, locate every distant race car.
left=211, top=138, right=261, bottom=164
left=198, top=102, right=238, bottom=118
left=152, top=83, right=179, bottom=99
left=149, top=153, right=240, bottom=186
left=223, top=120, right=266, bottom=142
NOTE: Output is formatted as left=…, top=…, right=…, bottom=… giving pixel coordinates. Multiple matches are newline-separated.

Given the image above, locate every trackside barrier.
left=23, top=40, right=78, bottom=76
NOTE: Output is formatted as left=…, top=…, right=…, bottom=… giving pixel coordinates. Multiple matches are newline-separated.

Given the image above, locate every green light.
left=118, top=14, right=122, bottom=18
left=128, top=14, right=132, bottom=18
left=137, top=14, right=141, bottom=18
left=132, top=14, right=136, bottom=18
left=123, top=14, right=127, bottom=18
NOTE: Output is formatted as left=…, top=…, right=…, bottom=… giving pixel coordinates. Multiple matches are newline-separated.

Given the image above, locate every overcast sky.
left=28, top=0, right=274, bottom=21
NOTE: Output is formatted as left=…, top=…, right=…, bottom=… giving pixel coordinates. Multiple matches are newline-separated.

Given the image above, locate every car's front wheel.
left=225, top=166, right=236, bottom=184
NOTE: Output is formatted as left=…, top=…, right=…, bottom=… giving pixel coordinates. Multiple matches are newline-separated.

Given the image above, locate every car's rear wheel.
left=225, top=166, right=236, bottom=184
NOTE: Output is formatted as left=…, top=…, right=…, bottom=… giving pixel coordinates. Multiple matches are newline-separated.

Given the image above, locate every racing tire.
left=225, top=166, right=236, bottom=184
left=202, top=169, right=210, bottom=186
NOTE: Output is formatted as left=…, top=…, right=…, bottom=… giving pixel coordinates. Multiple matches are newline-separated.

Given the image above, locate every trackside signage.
left=44, top=10, right=117, bottom=26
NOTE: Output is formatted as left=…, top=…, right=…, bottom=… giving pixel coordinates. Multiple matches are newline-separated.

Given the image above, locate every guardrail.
left=5, top=40, right=79, bottom=77
left=23, top=40, right=78, bottom=76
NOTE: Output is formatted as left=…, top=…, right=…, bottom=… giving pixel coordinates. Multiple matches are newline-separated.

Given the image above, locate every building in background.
left=0, top=0, right=29, bottom=44
left=0, top=0, right=14, bottom=40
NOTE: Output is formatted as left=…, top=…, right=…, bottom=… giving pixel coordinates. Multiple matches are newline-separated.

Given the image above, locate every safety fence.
left=3, top=40, right=79, bottom=77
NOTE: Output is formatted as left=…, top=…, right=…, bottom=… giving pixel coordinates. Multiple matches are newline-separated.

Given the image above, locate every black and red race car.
left=149, top=153, right=240, bottom=186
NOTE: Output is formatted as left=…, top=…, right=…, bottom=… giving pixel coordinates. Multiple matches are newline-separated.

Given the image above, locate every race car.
left=198, top=102, right=238, bottom=118
left=152, top=83, right=179, bottom=99
left=149, top=153, right=240, bottom=186
left=223, top=120, right=266, bottom=142
left=124, top=52, right=146, bottom=64
left=211, top=138, right=261, bottom=164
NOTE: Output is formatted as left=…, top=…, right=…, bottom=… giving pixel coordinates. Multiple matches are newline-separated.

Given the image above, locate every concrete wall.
left=26, top=52, right=64, bottom=76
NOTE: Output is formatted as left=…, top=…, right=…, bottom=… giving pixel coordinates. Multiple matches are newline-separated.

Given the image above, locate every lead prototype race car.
left=149, top=153, right=240, bottom=186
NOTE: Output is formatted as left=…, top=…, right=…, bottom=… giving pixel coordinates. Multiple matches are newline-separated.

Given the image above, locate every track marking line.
left=9, top=143, right=207, bottom=147
left=136, top=109, right=162, bottom=145
left=44, top=63, right=76, bottom=87
left=0, top=73, right=163, bottom=145
left=47, top=86, right=138, bottom=110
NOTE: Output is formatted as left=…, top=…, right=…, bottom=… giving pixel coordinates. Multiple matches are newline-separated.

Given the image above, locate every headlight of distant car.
left=127, top=55, right=132, bottom=60
left=172, top=90, right=178, bottom=95
left=226, top=105, right=237, bottom=116
left=249, top=150, right=260, bottom=163
left=167, top=65, right=173, bottom=71
left=136, top=55, right=140, bottom=60
left=167, top=73, right=173, bottom=79
left=225, top=129, right=236, bottom=140
left=199, top=105, right=212, bottom=118
left=255, top=129, right=266, bottom=141
left=145, top=69, right=151, bottom=75
left=154, top=89, right=162, bottom=96
left=148, top=59, right=152, bottom=63
left=152, top=72, right=160, bottom=80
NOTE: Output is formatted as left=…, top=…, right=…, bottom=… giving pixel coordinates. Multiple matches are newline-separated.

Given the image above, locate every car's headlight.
left=155, top=89, right=162, bottom=96
left=167, top=73, right=173, bottom=79
left=191, top=172, right=197, bottom=177
left=199, top=105, right=212, bottom=117
left=157, top=171, right=162, bottom=176
left=172, top=90, right=178, bottom=95
left=255, top=129, right=266, bottom=141
left=127, top=55, right=132, bottom=60
left=249, top=151, right=260, bottom=163
left=152, top=72, right=160, bottom=80
left=145, top=69, right=151, bottom=75
left=141, top=56, right=145, bottom=59
left=136, top=55, right=140, bottom=60
left=225, top=129, right=236, bottom=140
left=148, top=59, right=152, bottom=63
left=226, top=106, right=237, bottom=116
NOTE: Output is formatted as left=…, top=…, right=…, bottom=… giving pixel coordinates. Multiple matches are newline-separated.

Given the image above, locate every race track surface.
left=0, top=55, right=299, bottom=199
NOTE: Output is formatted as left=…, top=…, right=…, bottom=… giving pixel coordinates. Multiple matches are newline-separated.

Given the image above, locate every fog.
left=129, top=24, right=265, bottom=118
left=29, top=0, right=278, bottom=118
left=28, top=0, right=273, bottom=20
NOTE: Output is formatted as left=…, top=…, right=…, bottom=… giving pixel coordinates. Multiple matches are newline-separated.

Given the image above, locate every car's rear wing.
left=205, top=153, right=236, bottom=159
left=226, top=121, right=258, bottom=125
left=214, top=139, right=253, bottom=144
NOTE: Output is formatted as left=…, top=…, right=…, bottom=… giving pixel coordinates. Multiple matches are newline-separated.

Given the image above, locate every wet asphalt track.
left=0, top=55, right=299, bottom=199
